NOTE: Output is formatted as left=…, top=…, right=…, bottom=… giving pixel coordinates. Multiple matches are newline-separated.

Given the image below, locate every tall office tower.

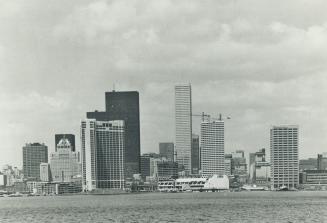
left=270, top=125, right=299, bottom=190
left=159, top=142, right=174, bottom=162
left=87, top=91, right=140, bottom=178
left=23, top=143, right=48, bottom=180
left=175, top=84, right=192, bottom=175
left=81, top=119, right=125, bottom=191
left=55, top=134, right=75, bottom=152
left=191, top=134, right=200, bottom=174
left=200, top=120, right=225, bottom=178
left=50, top=138, right=80, bottom=182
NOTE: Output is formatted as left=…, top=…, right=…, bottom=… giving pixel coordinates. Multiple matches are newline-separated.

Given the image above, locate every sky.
left=1, top=0, right=327, bottom=168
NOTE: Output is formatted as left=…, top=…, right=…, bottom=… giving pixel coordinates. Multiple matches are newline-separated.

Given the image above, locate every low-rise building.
left=158, top=175, right=229, bottom=192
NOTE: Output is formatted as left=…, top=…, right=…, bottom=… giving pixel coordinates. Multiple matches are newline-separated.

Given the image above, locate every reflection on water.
left=0, top=191, right=326, bottom=222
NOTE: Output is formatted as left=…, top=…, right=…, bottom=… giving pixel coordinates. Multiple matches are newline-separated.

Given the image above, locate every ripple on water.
left=0, top=192, right=327, bottom=222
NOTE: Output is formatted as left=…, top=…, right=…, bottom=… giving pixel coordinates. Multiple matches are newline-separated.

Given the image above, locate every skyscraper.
left=55, top=134, right=75, bottom=152
left=81, top=119, right=125, bottom=191
left=270, top=125, right=299, bottom=190
left=23, top=143, right=48, bottom=180
left=159, top=142, right=174, bottom=162
left=191, top=134, right=200, bottom=174
left=87, top=91, right=140, bottom=178
left=200, top=120, right=225, bottom=178
left=50, top=138, right=80, bottom=182
left=175, top=84, right=192, bottom=175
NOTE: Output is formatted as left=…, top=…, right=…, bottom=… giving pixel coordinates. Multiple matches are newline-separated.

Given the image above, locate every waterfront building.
left=55, top=134, right=75, bottom=152
left=27, top=180, right=82, bottom=195
left=300, top=170, right=327, bottom=190
left=200, top=120, right=225, bottom=178
left=50, top=138, right=80, bottom=182
left=87, top=91, right=140, bottom=179
left=40, top=163, right=51, bottom=182
left=157, top=161, right=178, bottom=181
left=81, top=119, right=125, bottom=191
left=299, top=158, right=317, bottom=171
left=317, top=154, right=327, bottom=170
left=23, top=143, right=48, bottom=181
left=270, top=125, right=299, bottom=190
left=175, top=84, right=192, bottom=175
left=159, top=142, right=174, bottom=162
left=158, top=175, right=229, bottom=192
left=191, top=134, right=200, bottom=174
left=140, top=153, right=178, bottom=181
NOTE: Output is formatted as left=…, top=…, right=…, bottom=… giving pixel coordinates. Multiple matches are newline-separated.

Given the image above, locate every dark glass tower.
left=23, top=143, right=48, bottom=180
left=191, top=134, right=200, bottom=174
left=87, top=91, right=140, bottom=178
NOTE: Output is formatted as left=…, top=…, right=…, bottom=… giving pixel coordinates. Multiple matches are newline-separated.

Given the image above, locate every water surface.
left=0, top=191, right=326, bottom=222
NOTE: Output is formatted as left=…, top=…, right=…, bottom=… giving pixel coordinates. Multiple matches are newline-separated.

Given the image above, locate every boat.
left=7, top=192, right=23, bottom=197
left=277, top=186, right=289, bottom=191
left=241, top=185, right=265, bottom=191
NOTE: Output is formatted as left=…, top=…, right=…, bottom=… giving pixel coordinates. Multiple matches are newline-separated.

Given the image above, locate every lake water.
left=0, top=191, right=327, bottom=222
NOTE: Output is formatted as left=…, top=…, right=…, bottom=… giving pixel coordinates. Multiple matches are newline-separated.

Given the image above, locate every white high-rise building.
left=270, top=125, right=299, bottom=190
left=81, top=119, right=125, bottom=191
left=200, top=120, right=225, bottom=178
left=175, top=84, right=192, bottom=175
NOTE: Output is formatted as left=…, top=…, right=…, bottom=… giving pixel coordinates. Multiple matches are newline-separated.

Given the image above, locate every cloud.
left=1, top=0, right=327, bottom=167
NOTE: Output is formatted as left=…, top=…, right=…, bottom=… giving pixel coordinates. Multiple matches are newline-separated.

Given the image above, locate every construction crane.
left=192, top=112, right=211, bottom=122
left=192, top=112, right=231, bottom=121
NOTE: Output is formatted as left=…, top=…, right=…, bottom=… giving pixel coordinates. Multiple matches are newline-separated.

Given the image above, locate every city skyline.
left=2, top=0, right=327, bottom=168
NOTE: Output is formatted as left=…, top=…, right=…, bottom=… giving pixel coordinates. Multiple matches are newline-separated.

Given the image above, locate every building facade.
left=270, top=125, right=299, bottom=190
left=87, top=91, right=140, bottom=179
left=175, top=84, right=192, bottom=175
left=200, top=120, right=225, bottom=178
left=159, top=142, right=174, bottom=162
left=249, top=148, right=270, bottom=187
left=50, top=138, right=80, bottom=182
left=81, top=119, right=125, bottom=191
left=157, top=161, right=178, bottom=181
left=299, top=158, right=317, bottom=171
left=317, top=154, right=327, bottom=170
left=40, top=163, right=51, bottom=182
left=23, top=143, right=48, bottom=180
left=224, top=155, right=232, bottom=176
left=191, top=134, right=200, bottom=174
left=140, top=153, right=160, bottom=180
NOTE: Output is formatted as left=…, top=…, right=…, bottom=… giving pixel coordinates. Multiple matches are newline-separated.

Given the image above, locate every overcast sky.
left=1, top=0, right=327, bottom=168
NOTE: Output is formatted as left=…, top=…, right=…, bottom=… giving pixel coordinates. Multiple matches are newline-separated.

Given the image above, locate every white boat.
left=241, top=185, right=265, bottom=191
left=7, top=192, right=23, bottom=197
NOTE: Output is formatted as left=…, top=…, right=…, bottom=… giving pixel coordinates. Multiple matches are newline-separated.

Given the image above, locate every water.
left=0, top=191, right=327, bottom=222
